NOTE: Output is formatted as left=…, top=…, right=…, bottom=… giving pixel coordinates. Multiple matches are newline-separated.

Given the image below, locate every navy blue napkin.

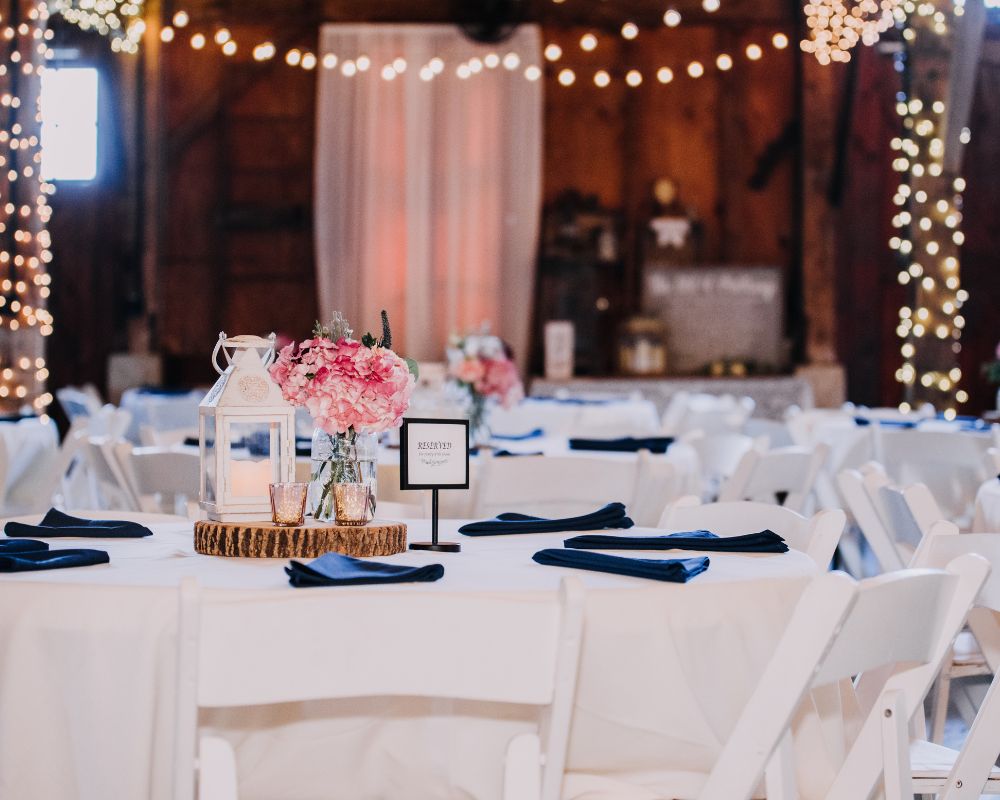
left=286, top=552, right=444, bottom=587
left=0, top=538, right=48, bottom=554
left=0, top=545, right=109, bottom=572
left=853, top=417, right=916, bottom=429
left=533, top=548, right=709, bottom=583
left=492, top=428, right=545, bottom=441
left=531, top=396, right=610, bottom=406
left=4, top=509, right=153, bottom=539
left=564, top=529, right=789, bottom=553
left=459, top=502, right=634, bottom=536
left=470, top=448, right=543, bottom=457
left=568, top=436, right=674, bottom=454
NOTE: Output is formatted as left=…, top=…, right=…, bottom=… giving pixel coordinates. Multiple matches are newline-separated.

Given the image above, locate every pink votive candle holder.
left=269, top=482, right=309, bottom=526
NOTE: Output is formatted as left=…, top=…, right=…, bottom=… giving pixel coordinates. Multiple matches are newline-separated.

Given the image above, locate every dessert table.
left=0, top=514, right=838, bottom=800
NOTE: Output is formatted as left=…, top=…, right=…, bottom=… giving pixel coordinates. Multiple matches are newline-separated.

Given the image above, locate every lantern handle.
left=261, top=333, right=277, bottom=368
left=211, top=332, right=228, bottom=375
left=211, top=332, right=276, bottom=374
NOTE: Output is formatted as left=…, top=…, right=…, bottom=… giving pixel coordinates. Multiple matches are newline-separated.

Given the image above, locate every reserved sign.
left=400, top=418, right=470, bottom=490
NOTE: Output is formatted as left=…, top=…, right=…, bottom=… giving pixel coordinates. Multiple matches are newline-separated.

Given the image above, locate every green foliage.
left=380, top=309, right=392, bottom=349
left=982, top=361, right=1000, bottom=386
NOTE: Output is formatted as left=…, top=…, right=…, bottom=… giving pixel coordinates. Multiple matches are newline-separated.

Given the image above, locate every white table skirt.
left=0, top=517, right=841, bottom=800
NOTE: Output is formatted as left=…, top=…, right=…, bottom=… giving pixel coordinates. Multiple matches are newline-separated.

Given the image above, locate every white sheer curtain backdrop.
left=315, top=24, right=543, bottom=367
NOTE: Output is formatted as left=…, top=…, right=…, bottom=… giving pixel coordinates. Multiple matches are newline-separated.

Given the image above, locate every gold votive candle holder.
left=269, top=482, right=309, bottom=526
left=334, top=482, right=374, bottom=526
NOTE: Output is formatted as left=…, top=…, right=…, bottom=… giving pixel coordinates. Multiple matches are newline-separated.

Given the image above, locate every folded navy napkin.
left=491, top=428, right=545, bottom=441
left=0, top=543, right=109, bottom=572
left=531, top=396, right=610, bottom=406
left=568, top=436, right=674, bottom=454
left=469, top=448, right=543, bottom=457
left=564, top=529, right=789, bottom=554
left=532, top=548, right=709, bottom=583
left=0, top=538, right=48, bottom=554
left=459, top=502, right=634, bottom=536
left=853, top=417, right=916, bottom=429
left=4, top=509, right=153, bottom=539
left=286, top=552, right=444, bottom=588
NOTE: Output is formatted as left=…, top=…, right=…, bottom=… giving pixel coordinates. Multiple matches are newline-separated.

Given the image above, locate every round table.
left=0, top=514, right=835, bottom=800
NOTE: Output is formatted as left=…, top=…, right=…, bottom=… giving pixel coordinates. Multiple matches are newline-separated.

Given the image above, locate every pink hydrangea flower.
left=269, top=336, right=415, bottom=435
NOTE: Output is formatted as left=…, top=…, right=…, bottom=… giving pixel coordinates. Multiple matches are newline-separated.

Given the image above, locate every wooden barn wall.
left=542, top=24, right=797, bottom=268
left=39, top=4, right=1000, bottom=410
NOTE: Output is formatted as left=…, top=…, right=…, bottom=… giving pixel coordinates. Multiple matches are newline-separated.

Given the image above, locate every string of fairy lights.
left=32, top=0, right=976, bottom=416
left=887, top=0, right=968, bottom=415
left=59, top=1, right=793, bottom=88
left=0, top=1, right=55, bottom=416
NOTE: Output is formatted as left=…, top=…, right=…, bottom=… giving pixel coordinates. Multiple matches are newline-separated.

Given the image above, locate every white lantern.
left=199, top=332, right=296, bottom=522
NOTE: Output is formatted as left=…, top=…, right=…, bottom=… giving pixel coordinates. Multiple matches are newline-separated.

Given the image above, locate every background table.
left=374, top=436, right=703, bottom=521
left=530, top=376, right=815, bottom=420
left=0, top=515, right=835, bottom=800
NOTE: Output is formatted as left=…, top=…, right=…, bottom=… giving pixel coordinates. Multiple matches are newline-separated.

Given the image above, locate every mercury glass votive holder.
left=333, top=482, right=374, bottom=526
left=269, top=482, right=309, bottom=526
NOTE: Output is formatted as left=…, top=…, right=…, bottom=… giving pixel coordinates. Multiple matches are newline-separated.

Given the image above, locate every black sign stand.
left=409, top=489, right=461, bottom=552
left=400, top=418, right=467, bottom=553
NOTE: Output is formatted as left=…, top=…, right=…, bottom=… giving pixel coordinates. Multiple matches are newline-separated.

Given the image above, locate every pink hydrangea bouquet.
left=446, top=331, right=524, bottom=441
left=270, top=311, right=416, bottom=520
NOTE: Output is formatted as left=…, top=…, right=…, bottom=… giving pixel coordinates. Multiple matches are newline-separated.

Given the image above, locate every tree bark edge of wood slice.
left=194, top=519, right=407, bottom=558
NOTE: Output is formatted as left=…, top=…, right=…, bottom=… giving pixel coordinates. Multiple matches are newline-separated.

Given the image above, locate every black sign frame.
left=399, top=417, right=470, bottom=491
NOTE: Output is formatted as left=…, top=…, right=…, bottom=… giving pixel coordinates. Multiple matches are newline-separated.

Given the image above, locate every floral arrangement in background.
left=269, top=311, right=416, bottom=520
left=447, top=330, right=524, bottom=441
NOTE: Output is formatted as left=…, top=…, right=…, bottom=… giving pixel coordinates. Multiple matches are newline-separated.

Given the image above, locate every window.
left=40, top=67, right=99, bottom=182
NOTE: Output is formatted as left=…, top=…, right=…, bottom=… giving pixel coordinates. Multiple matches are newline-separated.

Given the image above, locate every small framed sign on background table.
left=400, top=417, right=470, bottom=552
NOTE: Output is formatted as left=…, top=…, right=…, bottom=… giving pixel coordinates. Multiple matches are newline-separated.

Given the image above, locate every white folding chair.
left=697, top=554, right=989, bottom=800
left=876, top=428, right=995, bottom=526
left=910, top=523, right=1000, bottom=796
left=56, top=384, right=103, bottom=422
left=837, top=465, right=907, bottom=573
left=172, top=576, right=585, bottom=800
left=657, top=497, right=845, bottom=568
left=859, top=469, right=1000, bottom=744
left=114, top=445, right=201, bottom=516
left=662, top=392, right=755, bottom=437
left=472, top=453, right=681, bottom=526
left=718, top=443, right=830, bottom=514
left=82, top=436, right=141, bottom=511
left=680, top=431, right=768, bottom=502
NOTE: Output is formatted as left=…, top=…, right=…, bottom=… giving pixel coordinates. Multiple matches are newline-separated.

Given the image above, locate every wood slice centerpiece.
left=194, top=519, right=407, bottom=559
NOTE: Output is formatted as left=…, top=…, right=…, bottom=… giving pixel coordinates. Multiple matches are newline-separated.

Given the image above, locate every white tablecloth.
left=0, top=516, right=840, bottom=800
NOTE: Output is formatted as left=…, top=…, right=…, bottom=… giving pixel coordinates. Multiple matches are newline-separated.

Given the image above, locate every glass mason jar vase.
left=309, top=429, right=378, bottom=524
left=467, top=393, right=491, bottom=448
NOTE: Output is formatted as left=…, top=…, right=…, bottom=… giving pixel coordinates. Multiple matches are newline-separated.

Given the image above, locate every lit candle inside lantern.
left=229, top=459, right=272, bottom=498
